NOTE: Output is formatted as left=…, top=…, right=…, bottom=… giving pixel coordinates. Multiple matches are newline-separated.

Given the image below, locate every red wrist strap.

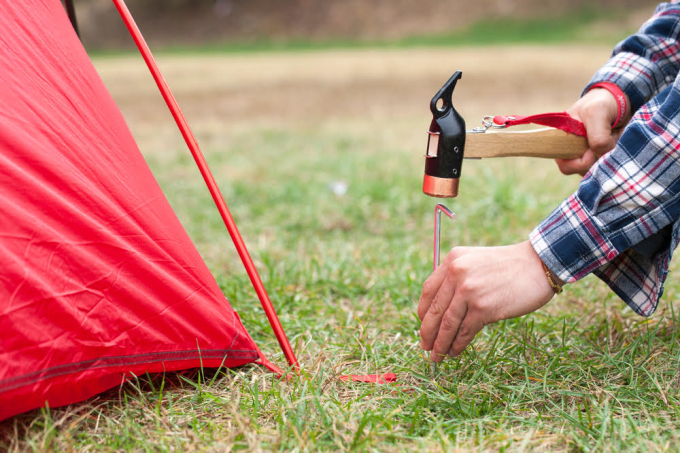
left=588, top=82, right=627, bottom=127
left=492, top=112, right=586, bottom=137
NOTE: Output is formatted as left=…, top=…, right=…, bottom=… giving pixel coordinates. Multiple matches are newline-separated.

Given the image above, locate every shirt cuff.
left=592, top=249, right=665, bottom=317
left=529, top=193, right=619, bottom=284
left=591, top=218, right=679, bottom=317
left=530, top=196, right=680, bottom=318
left=583, top=52, right=663, bottom=113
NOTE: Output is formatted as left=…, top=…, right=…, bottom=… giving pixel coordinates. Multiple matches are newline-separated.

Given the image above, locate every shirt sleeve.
left=530, top=3, right=680, bottom=317
left=531, top=82, right=680, bottom=317
left=584, top=1, right=680, bottom=112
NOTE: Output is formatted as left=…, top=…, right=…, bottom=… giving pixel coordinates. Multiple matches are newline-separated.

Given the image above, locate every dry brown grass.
left=96, top=46, right=612, bottom=141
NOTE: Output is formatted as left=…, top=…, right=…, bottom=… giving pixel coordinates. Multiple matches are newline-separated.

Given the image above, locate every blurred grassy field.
left=4, top=45, right=680, bottom=450
left=87, top=3, right=654, bottom=54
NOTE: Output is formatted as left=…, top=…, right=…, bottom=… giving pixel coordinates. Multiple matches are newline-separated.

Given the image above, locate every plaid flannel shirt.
left=530, top=1, right=680, bottom=316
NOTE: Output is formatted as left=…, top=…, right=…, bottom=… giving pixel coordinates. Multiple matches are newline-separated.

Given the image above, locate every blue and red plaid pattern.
left=530, top=2, right=680, bottom=316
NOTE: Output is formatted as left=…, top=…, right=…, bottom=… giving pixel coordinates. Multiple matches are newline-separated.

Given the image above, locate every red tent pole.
left=64, top=0, right=79, bottom=37
left=110, top=0, right=300, bottom=370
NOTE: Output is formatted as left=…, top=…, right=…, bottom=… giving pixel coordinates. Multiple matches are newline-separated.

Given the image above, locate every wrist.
left=520, top=241, right=563, bottom=298
left=524, top=240, right=566, bottom=295
left=587, top=82, right=630, bottom=128
left=540, top=260, right=564, bottom=293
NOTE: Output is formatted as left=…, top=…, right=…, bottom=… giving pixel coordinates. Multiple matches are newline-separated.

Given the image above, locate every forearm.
left=532, top=79, right=680, bottom=314
left=585, top=1, right=680, bottom=112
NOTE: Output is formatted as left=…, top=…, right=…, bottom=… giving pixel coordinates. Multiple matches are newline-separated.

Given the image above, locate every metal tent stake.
left=431, top=203, right=455, bottom=375
left=434, top=204, right=456, bottom=271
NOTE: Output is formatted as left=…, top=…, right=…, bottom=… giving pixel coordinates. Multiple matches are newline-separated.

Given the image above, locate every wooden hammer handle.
left=465, top=127, right=587, bottom=159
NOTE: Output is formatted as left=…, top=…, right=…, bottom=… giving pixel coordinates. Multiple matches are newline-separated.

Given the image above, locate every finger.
left=555, top=149, right=597, bottom=176
left=431, top=298, right=467, bottom=362
left=417, top=247, right=477, bottom=321
left=583, top=112, right=616, bottom=157
left=420, top=263, right=458, bottom=351
left=417, top=263, right=449, bottom=321
left=447, top=313, right=484, bottom=358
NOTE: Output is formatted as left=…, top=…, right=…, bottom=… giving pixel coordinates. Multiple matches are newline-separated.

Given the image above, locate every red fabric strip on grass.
left=339, top=373, right=398, bottom=384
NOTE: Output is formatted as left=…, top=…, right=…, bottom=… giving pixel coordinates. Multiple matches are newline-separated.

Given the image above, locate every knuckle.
left=582, top=98, right=608, bottom=116
left=447, top=248, right=461, bottom=262
left=457, top=279, right=475, bottom=296
left=457, top=321, right=472, bottom=338
left=428, top=297, right=444, bottom=316
left=468, top=297, right=491, bottom=314
left=448, top=260, right=464, bottom=276
left=589, top=135, right=610, bottom=151
left=467, top=297, right=481, bottom=311
left=440, top=312, right=457, bottom=332
left=581, top=102, right=597, bottom=118
left=448, top=247, right=467, bottom=262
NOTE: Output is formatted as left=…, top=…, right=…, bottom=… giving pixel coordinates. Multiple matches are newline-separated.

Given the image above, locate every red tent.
left=0, top=0, right=288, bottom=420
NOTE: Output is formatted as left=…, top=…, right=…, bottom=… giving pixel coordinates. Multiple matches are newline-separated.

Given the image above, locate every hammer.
left=423, top=71, right=588, bottom=198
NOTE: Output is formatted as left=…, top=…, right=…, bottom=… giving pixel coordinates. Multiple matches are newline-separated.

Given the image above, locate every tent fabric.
left=0, top=0, right=261, bottom=421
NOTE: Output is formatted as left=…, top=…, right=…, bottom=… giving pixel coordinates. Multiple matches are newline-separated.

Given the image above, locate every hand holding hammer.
left=422, top=71, right=629, bottom=198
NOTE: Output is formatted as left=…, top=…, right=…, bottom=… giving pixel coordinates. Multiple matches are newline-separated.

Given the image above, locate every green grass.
left=91, top=5, right=640, bottom=57
left=3, top=119, right=680, bottom=450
